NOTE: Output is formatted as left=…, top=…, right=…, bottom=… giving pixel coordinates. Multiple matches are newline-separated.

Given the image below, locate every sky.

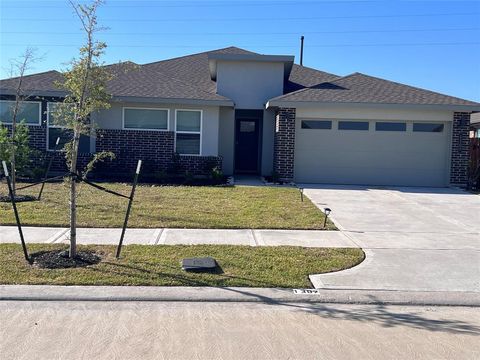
left=0, top=0, right=479, bottom=102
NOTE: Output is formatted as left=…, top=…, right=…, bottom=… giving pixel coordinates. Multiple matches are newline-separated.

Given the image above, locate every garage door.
left=294, top=119, right=451, bottom=186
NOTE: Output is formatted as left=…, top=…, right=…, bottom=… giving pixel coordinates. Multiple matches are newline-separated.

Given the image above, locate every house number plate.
left=293, top=289, right=321, bottom=294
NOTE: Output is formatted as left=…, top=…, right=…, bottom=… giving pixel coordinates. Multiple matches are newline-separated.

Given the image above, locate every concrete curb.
left=1, top=285, right=479, bottom=306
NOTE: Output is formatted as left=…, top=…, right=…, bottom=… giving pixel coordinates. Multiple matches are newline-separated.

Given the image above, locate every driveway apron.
left=303, top=185, right=480, bottom=292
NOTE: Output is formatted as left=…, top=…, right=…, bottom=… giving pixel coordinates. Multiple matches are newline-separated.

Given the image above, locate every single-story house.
left=1, top=46, right=479, bottom=187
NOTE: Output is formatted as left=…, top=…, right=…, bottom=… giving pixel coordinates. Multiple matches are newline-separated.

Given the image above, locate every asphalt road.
left=1, top=301, right=479, bottom=360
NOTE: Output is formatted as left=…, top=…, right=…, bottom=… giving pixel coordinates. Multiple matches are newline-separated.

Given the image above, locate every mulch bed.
left=0, top=194, right=37, bottom=203
left=30, top=249, right=103, bottom=269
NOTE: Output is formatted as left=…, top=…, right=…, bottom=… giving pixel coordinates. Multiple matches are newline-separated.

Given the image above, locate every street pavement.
left=0, top=300, right=479, bottom=360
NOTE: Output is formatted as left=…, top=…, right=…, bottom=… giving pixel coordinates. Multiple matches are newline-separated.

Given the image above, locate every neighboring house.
left=1, top=46, right=479, bottom=187
left=471, top=112, right=480, bottom=138
left=470, top=112, right=480, bottom=189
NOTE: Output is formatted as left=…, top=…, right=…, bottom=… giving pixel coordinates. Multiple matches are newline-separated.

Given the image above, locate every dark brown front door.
left=235, top=118, right=260, bottom=173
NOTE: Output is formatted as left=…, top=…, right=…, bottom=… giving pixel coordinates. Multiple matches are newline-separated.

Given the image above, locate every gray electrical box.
left=181, top=257, right=217, bottom=271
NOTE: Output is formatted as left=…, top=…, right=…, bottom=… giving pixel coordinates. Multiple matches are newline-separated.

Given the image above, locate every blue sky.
left=1, top=0, right=479, bottom=101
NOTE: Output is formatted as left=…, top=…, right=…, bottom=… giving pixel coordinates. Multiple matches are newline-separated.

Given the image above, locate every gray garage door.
left=294, top=119, right=451, bottom=186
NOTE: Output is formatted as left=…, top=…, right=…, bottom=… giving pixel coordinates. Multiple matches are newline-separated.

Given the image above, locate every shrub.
left=210, top=166, right=224, bottom=182
left=0, top=121, right=35, bottom=178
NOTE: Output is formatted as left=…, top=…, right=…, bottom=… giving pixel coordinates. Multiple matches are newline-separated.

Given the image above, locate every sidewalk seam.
left=47, top=228, right=68, bottom=244
left=250, top=229, right=259, bottom=246
left=152, top=229, right=163, bottom=245
left=157, top=228, right=167, bottom=245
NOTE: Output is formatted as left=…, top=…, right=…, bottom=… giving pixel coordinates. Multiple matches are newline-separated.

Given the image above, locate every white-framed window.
left=122, top=107, right=169, bottom=131
left=175, top=109, right=202, bottom=155
left=0, top=100, right=41, bottom=125
left=47, top=102, right=90, bottom=152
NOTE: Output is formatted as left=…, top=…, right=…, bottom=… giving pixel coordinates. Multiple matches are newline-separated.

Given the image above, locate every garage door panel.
left=295, top=167, right=446, bottom=186
left=295, top=120, right=450, bottom=186
left=299, top=152, right=445, bottom=171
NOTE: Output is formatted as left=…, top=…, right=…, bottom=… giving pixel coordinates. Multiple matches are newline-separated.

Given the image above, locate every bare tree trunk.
left=69, top=177, right=77, bottom=257
left=10, top=127, right=16, bottom=198
left=10, top=89, right=21, bottom=199
left=8, top=48, right=35, bottom=198
left=69, top=129, right=81, bottom=258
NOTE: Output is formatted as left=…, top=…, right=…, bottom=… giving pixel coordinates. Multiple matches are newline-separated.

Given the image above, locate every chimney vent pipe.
left=300, top=36, right=304, bottom=66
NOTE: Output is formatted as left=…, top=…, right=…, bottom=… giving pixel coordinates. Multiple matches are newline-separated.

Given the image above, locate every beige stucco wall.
left=261, top=109, right=275, bottom=176
left=218, top=107, right=235, bottom=175
left=296, top=106, right=453, bottom=122
left=216, top=61, right=284, bottom=109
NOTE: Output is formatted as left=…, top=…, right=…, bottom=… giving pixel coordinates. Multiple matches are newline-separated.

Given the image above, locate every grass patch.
left=0, top=182, right=335, bottom=230
left=0, top=244, right=363, bottom=288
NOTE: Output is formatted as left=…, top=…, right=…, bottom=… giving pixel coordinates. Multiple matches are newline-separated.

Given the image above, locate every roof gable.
left=142, top=46, right=257, bottom=93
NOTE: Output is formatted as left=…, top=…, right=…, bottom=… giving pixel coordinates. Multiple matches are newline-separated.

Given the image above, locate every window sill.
left=122, top=127, right=169, bottom=132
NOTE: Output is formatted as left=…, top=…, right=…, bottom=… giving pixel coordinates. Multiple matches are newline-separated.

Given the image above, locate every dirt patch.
left=31, top=249, right=102, bottom=269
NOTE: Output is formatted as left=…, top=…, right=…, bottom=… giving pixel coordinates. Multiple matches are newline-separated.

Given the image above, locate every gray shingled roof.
left=0, top=47, right=255, bottom=102
left=1, top=46, right=478, bottom=107
left=106, top=61, right=231, bottom=102
left=285, top=64, right=338, bottom=93
left=270, top=72, right=480, bottom=106
left=0, top=70, right=65, bottom=94
left=0, top=46, right=339, bottom=103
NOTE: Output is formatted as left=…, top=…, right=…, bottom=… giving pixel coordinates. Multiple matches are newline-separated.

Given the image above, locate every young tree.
left=0, top=121, right=32, bottom=186
left=55, top=0, right=112, bottom=258
left=1, top=48, right=39, bottom=197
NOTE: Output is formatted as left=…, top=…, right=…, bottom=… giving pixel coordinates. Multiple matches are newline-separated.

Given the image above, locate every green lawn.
left=0, top=182, right=335, bottom=230
left=0, top=244, right=364, bottom=288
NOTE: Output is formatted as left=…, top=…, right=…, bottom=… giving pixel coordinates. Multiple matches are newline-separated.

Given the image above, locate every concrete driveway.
left=303, top=185, right=480, bottom=292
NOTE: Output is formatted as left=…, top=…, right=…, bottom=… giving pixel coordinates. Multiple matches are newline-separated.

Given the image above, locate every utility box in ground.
left=181, top=257, right=217, bottom=271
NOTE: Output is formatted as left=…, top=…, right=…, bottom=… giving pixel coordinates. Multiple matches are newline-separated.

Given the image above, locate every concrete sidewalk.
left=0, top=225, right=357, bottom=248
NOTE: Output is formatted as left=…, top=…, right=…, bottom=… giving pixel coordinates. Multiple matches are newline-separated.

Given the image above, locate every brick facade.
left=95, top=129, right=175, bottom=174
left=450, top=112, right=471, bottom=186
left=177, top=155, right=222, bottom=176
left=2, top=112, right=222, bottom=179
left=94, top=129, right=222, bottom=178
left=4, top=123, right=47, bottom=153
left=3, top=124, right=47, bottom=171
left=49, top=152, right=93, bottom=173
left=273, top=107, right=296, bottom=182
